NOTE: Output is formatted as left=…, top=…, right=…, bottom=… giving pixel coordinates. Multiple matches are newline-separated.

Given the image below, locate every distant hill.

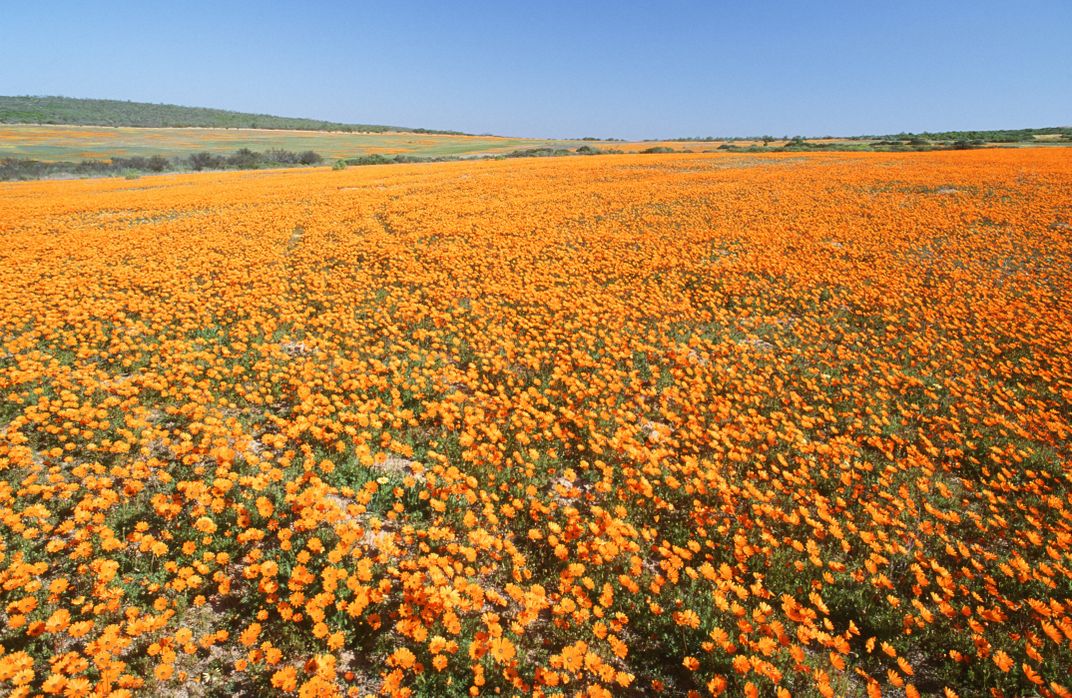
left=860, top=126, right=1072, bottom=143
left=0, top=96, right=465, bottom=135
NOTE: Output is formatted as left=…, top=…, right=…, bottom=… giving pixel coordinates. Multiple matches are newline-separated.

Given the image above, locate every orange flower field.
left=0, top=149, right=1070, bottom=696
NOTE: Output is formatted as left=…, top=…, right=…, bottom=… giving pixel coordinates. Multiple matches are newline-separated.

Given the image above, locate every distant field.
left=4, top=125, right=1069, bottom=169
left=611, top=138, right=817, bottom=151
left=0, top=125, right=857, bottom=163
left=0, top=124, right=599, bottom=162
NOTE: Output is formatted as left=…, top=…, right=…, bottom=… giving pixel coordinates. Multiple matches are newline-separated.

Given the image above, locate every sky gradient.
left=3, top=0, right=1070, bottom=139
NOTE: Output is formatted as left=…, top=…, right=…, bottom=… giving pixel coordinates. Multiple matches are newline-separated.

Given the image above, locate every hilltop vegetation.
left=865, top=126, right=1072, bottom=142
left=0, top=96, right=464, bottom=134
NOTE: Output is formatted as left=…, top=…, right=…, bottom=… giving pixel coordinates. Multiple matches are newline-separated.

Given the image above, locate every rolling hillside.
left=0, top=95, right=463, bottom=134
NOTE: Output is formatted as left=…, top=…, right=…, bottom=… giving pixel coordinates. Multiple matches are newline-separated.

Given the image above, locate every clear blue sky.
left=3, top=0, right=1069, bottom=139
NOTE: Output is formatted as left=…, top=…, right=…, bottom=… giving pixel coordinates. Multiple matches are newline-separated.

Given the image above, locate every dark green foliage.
left=0, top=148, right=326, bottom=180
left=576, top=145, right=624, bottom=154
left=342, top=154, right=395, bottom=166
left=503, top=147, right=575, bottom=158
left=188, top=151, right=225, bottom=171
left=111, top=155, right=169, bottom=172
